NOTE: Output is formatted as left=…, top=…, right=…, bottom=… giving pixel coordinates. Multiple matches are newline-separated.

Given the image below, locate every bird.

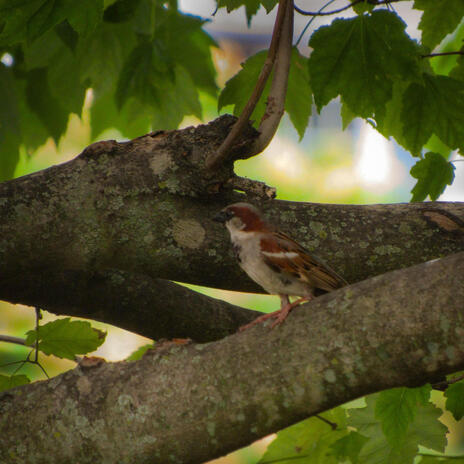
left=213, top=202, right=347, bottom=329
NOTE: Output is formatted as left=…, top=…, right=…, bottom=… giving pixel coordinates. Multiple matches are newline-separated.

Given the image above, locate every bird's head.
left=213, top=203, right=268, bottom=233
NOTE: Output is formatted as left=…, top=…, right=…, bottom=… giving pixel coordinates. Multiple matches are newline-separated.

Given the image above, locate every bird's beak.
left=213, top=210, right=228, bottom=223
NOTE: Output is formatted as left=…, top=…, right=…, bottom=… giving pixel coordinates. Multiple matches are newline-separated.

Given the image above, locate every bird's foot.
left=239, top=297, right=311, bottom=331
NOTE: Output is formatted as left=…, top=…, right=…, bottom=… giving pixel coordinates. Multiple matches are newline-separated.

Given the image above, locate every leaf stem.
left=294, top=0, right=405, bottom=16
left=295, top=0, right=338, bottom=46
left=418, top=453, right=464, bottom=459
left=315, top=414, right=338, bottom=430
left=421, top=51, right=464, bottom=58
left=259, top=455, right=310, bottom=464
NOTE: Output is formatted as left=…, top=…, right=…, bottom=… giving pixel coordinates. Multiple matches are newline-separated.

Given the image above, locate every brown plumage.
left=214, top=202, right=347, bottom=329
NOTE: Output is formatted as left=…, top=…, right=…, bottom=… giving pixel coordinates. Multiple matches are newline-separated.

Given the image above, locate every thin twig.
left=315, top=414, right=338, bottom=430
left=259, top=455, right=310, bottom=464
left=34, top=307, right=41, bottom=363
left=205, top=0, right=290, bottom=169
left=227, top=175, right=277, bottom=198
left=294, top=0, right=404, bottom=16
left=250, top=0, right=294, bottom=155
left=0, top=307, right=50, bottom=379
left=432, top=373, right=464, bottom=391
left=0, top=335, right=27, bottom=346
left=418, top=453, right=464, bottom=460
left=295, top=0, right=338, bottom=46
left=421, top=51, right=464, bottom=58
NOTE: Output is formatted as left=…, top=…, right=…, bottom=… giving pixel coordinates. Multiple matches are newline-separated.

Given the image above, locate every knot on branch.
left=76, top=115, right=259, bottom=198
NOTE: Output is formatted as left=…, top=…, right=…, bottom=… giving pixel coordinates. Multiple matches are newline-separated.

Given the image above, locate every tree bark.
left=1, top=269, right=260, bottom=342
left=1, top=252, right=463, bottom=464
left=0, top=116, right=463, bottom=339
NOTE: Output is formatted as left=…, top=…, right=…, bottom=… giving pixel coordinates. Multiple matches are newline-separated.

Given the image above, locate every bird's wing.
left=260, top=231, right=347, bottom=292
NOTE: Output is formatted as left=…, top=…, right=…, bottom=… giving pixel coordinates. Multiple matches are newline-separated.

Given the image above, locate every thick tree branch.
left=1, top=252, right=463, bottom=463
left=2, top=269, right=259, bottom=342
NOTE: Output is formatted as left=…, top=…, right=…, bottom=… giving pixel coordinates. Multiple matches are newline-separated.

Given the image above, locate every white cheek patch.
left=262, top=251, right=299, bottom=259
left=227, top=228, right=251, bottom=240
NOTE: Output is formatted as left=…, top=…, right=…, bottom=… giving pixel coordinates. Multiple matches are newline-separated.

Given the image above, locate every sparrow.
left=214, top=202, right=347, bottom=329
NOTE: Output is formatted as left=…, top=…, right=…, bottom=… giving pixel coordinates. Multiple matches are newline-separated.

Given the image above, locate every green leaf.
left=55, top=19, right=79, bottom=51
left=428, top=21, right=464, bottom=76
left=375, top=386, right=431, bottom=447
left=424, top=134, right=452, bottom=159
left=450, top=53, right=464, bottom=82
left=414, top=0, right=464, bottom=50
left=375, top=79, right=409, bottom=148
left=77, top=21, right=136, bottom=93
left=26, top=0, right=69, bottom=42
left=258, top=408, right=348, bottom=464
left=341, top=98, right=357, bottom=129
left=115, top=40, right=167, bottom=109
left=353, top=1, right=375, bottom=15
left=103, top=0, right=142, bottom=23
left=286, top=48, right=312, bottom=139
left=348, top=393, right=448, bottom=464
left=217, top=0, right=261, bottom=24
left=25, top=67, right=69, bottom=143
left=45, top=38, right=87, bottom=114
left=261, top=0, right=278, bottom=13
left=116, top=38, right=202, bottom=130
left=409, top=402, right=448, bottom=453
left=0, top=374, right=30, bottom=392
left=402, top=74, right=464, bottom=154
left=410, top=152, right=455, bottom=201
left=308, top=10, right=421, bottom=118
left=349, top=396, right=419, bottom=464
left=420, top=457, right=464, bottom=464
left=0, top=63, right=21, bottom=181
left=90, top=89, right=151, bottom=140
left=126, top=343, right=154, bottom=361
left=25, top=318, right=106, bottom=360
left=218, top=49, right=269, bottom=124
left=219, top=48, right=310, bottom=137
left=132, top=0, right=157, bottom=36
left=151, top=64, right=202, bottom=130
left=444, top=381, right=464, bottom=421
left=153, top=8, right=217, bottom=96
left=0, top=0, right=45, bottom=45
left=67, top=0, right=103, bottom=37
left=15, top=77, right=50, bottom=152
left=330, top=431, right=369, bottom=464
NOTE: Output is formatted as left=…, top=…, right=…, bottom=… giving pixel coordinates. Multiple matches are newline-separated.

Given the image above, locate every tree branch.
left=205, top=0, right=290, bottom=169
left=1, top=269, right=260, bottom=342
left=0, top=335, right=27, bottom=346
left=1, top=252, right=463, bottom=463
left=250, top=0, right=294, bottom=155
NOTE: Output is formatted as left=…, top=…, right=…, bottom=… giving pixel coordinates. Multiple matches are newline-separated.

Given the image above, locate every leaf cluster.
left=0, top=0, right=217, bottom=180
left=218, top=0, right=464, bottom=200
left=257, top=384, right=464, bottom=464
left=0, top=317, right=106, bottom=391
